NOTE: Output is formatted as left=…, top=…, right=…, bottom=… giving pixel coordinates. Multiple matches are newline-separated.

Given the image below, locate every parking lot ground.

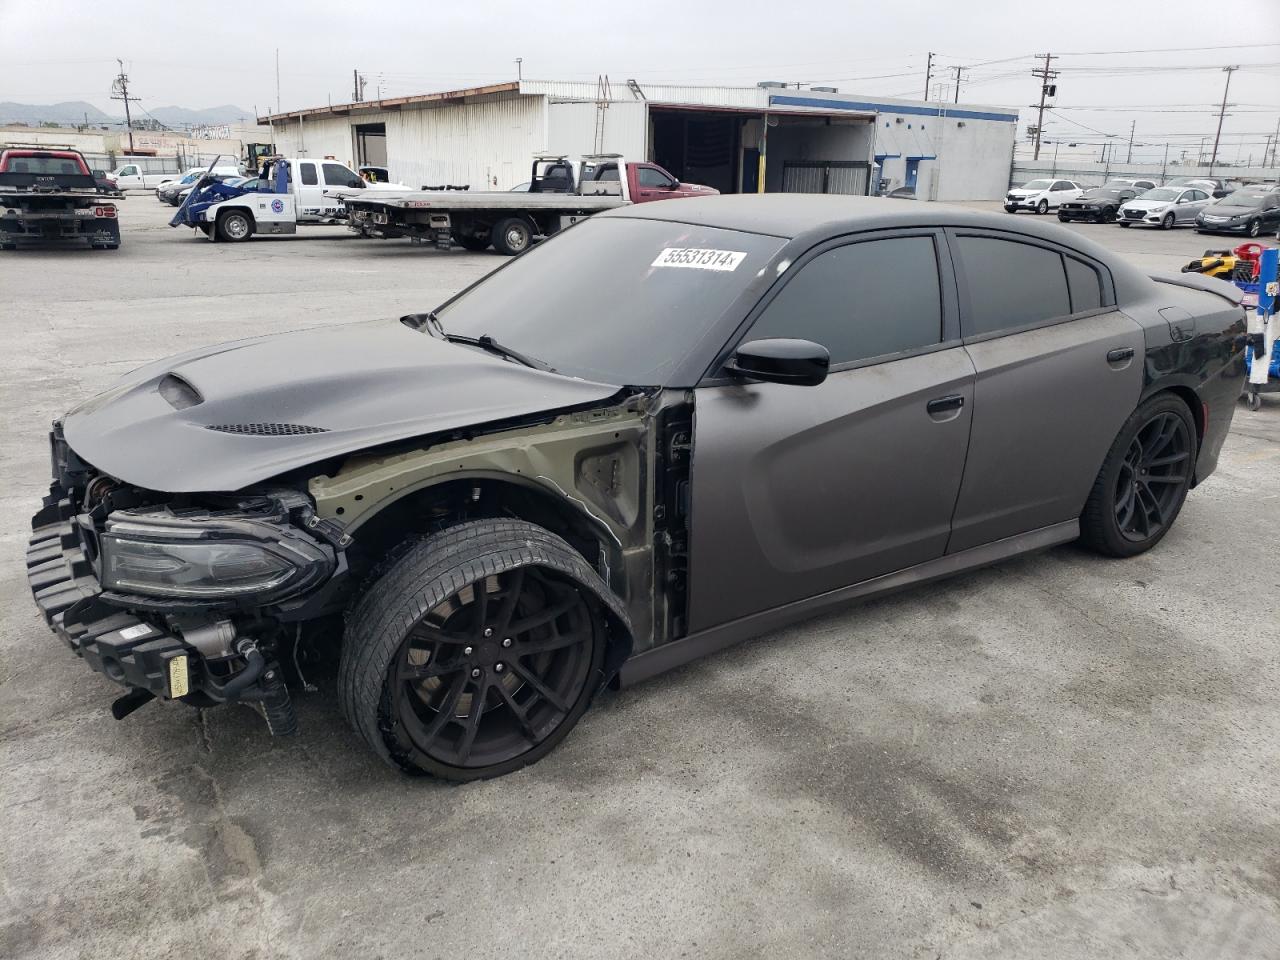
left=2, top=199, right=1279, bottom=960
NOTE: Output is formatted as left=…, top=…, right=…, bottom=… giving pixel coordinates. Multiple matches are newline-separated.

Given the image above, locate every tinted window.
left=638, top=167, right=675, bottom=188
left=1065, top=257, right=1102, bottom=313
left=746, top=236, right=943, bottom=365
left=437, top=217, right=785, bottom=385
left=323, top=162, right=357, bottom=186
left=955, top=236, right=1070, bottom=336
left=299, top=162, right=318, bottom=185
left=593, top=164, right=620, bottom=181
left=1053, top=181, right=1073, bottom=191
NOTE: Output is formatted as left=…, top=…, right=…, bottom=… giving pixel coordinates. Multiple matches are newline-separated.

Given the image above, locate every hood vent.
left=206, top=422, right=329, bottom=436
left=158, top=374, right=203, bottom=410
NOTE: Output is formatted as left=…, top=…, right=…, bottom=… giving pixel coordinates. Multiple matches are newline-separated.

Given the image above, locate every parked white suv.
left=1004, top=178, right=1085, bottom=214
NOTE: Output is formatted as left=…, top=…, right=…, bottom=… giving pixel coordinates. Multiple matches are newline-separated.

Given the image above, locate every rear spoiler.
left=1149, top=270, right=1244, bottom=306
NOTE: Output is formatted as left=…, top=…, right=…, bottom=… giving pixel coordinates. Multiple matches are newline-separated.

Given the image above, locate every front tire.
left=1247, top=219, right=1262, bottom=238
left=339, top=519, right=609, bottom=781
left=1080, top=395, right=1197, bottom=558
left=1036, top=199, right=1049, bottom=215
left=1161, top=213, right=1175, bottom=230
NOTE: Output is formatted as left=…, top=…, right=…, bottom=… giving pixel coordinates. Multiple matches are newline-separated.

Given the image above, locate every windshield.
left=1021, top=179, right=1052, bottom=189
left=1084, top=188, right=1123, bottom=199
left=1221, top=189, right=1269, bottom=205
left=1140, top=188, right=1179, bottom=201
left=434, top=217, right=786, bottom=384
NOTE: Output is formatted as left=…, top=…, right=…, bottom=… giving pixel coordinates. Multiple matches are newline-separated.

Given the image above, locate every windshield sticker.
left=652, top=248, right=747, bottom=271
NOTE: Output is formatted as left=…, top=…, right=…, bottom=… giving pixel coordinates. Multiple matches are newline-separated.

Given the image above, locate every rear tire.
left=1080, top=395, right=1197, bottom=558
left=491, top=217, right=533, bottom=256
left=216, top=210, right=253, bottom=242
left=339, top=519, right=610, bottom=781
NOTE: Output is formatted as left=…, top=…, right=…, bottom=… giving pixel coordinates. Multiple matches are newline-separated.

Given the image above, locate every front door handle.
left=1107, top=347, right=1135, bottom=363
left=926, top=395, right=965, bottom=418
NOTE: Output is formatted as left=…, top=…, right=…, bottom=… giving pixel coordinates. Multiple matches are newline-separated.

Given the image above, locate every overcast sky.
left=2, top=0, right=1278, bottom=164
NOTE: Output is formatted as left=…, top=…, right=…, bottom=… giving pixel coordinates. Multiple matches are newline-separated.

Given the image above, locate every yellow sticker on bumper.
left=168, top=655, right=190, bottom=699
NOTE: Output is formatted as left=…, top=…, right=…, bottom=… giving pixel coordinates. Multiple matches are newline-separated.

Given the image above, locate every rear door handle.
left=1107, top=347, right=1135, bottom=363
left=926, top=395, right=965, bottom=416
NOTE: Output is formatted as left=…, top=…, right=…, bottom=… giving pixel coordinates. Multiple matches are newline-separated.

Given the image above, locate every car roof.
left=600, top=193, right=1085, bottom=241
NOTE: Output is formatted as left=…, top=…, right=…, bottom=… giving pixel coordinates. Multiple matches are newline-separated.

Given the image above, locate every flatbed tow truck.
left=0, top=148, right=121, bottom=250
left=344, top=154, right=636, bottom=255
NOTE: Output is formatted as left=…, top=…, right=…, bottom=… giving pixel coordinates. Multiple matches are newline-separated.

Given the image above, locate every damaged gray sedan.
left=27, top=195, right=1245, bottom=780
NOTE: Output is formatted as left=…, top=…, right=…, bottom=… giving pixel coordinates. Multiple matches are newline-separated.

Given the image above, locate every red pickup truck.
left=0, top=149, right=121, bottom=250
left=581, top=160, right=718, bottom=203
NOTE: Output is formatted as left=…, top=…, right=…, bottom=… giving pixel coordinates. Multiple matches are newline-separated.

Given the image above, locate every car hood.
left=1200, top=204, right=1256, bottom=217
left=1007, top=188, right=1040, bottom=196
left=1124, top=198, right=1170, bottom=210
left=62, top=318, right=622, bottom=493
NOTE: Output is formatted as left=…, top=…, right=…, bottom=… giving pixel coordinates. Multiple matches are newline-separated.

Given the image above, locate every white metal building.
left=262, top=80, right=1018, bottom=201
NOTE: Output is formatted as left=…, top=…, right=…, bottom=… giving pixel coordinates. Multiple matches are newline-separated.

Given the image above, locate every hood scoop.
left=206, top=422, right=330, bottom=436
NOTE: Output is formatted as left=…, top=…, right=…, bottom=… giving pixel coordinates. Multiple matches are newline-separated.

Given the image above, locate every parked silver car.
left=1117, top=187, right=1213, bottom=229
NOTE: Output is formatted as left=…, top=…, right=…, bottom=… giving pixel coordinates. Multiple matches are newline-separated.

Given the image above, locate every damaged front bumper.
left=25, top=441, right=342, bottom=732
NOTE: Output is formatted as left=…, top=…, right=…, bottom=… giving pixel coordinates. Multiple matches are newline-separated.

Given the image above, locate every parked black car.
left=27, top=196, right=1246, bottom=780
left=1057, top=186, right=1138, bottom=223
left=1195, top=187, right=1280, bottom=237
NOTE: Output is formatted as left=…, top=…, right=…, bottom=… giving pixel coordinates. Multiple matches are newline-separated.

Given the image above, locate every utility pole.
left=1126, top=119, right=1135, bottom=163
left=951, top=65, right=965, bottom=104
left=923, top=52, right=934, bottom=101
left=110, top=59, right=139, bottom=154
left=1030, top=52, right=1058, bottom=161
left=1208, top=65, right=1237, bottom=176
left=275, top=48, right=281, bottom=114
left=1268, top=115, right=1280, bottom=168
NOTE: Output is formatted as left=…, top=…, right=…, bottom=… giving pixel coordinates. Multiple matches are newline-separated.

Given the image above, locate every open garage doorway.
left=647, top=105, right=874, bottom=195
left=354, top=122, right=387, bottom=168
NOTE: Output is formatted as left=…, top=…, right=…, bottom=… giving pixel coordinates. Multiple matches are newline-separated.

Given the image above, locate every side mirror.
left=727, top=338, right=829, bottom=386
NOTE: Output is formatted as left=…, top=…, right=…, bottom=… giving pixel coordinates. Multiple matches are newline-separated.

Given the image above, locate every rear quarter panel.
left=1125, top=277, right=1247, bottom=483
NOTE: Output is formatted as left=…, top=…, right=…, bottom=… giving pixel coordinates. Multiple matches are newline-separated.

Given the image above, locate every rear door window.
left=1065, top=257, right=1103, bottom=313
left=299, top=162, right=319, bottom=185
left=746, top=235, right=944, bottom=365
left=954, top=235, right=1071, bottom=337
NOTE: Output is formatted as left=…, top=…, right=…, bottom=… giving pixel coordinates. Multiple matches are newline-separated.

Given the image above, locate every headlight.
left=100, top=511, right=334, bottom=601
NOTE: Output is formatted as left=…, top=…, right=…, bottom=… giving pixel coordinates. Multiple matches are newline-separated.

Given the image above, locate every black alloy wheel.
left=340, top=519, right=611, bottom=780
left=1248, top=219, right=1262, bottom=238
left=1112, top=412, right=1193, bottom=543
left=1081, top=395, right=1197, bottom=557
left=391, top=566, right=596, bottom=772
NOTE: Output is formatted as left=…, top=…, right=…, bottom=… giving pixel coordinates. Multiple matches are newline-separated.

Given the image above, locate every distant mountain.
left=0, top=101, right=253, bottom=128
left=146, top=104, right=255, bottom=127
left=0, top=101, right=115, bottom=126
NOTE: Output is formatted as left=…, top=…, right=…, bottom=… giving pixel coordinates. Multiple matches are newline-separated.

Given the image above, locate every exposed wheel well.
left=346, top=475, right=623, bottom=604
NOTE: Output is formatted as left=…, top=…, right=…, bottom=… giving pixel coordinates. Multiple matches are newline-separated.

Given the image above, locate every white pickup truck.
left=170, top=156, right=409, bottom=240
left=109, top=162, right=182, bottom=191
